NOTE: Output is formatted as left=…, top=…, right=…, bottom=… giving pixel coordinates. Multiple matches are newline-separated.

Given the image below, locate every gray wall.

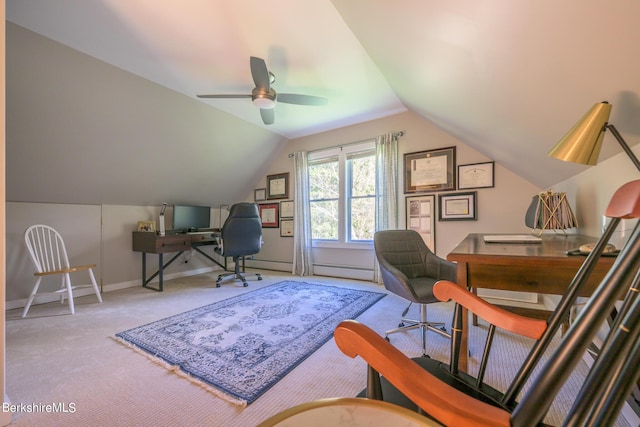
left=6, top=22, right=286, bottom=207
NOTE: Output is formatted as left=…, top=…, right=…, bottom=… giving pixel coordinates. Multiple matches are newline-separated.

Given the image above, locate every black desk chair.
left=214, top=203, right=263, bottom=287
left=374, top=229, right=456, bottom=356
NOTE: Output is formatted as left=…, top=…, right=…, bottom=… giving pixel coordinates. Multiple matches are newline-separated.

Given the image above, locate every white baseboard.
left=246, top=259, right=375, bottom=282
left=5, top=266, right=222, bottom=311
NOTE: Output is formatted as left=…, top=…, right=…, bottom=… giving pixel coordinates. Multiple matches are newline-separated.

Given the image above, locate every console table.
left=447, top=233, right=616, bottom=371
left=132, top=230, right=223, bottom=291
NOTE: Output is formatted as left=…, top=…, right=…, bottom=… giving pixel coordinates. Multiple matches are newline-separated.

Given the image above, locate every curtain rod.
left=288, top=131, right=404, bottom=158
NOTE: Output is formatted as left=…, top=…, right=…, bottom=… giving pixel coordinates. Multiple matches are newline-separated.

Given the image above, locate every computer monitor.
left=172, top=205, right=211, bottom=232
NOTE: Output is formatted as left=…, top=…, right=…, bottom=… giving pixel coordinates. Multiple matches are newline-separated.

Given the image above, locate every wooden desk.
left=132, top=230, right=222, bottom=291
left=447, top=233, right=615, bottom=371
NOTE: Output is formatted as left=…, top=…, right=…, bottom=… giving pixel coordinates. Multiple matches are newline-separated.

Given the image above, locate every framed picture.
left=280, top=219, right=294, bottom=237
left=254, top=188, right=266, bottom=202
left=258, top=203, right=279, bottom=228
left=267, top=172, right=289, bottom=200
left=280, top=200, right=294, bottom=218
left=404, top=146, right=456, bottom=193
left=406, top=195, right=436, bottom=251
left=137, top=220, right=156, bottom=232
left=458, top=161, right=495, bottom=189
left=438, top=192, right=477, bottom=221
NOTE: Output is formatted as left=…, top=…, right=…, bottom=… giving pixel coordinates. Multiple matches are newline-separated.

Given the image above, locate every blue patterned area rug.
left=114, top=281, right=385, bottom=406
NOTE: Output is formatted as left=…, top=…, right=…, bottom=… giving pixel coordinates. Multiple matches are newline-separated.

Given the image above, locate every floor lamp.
left=548, top=101, right=640, bottom=172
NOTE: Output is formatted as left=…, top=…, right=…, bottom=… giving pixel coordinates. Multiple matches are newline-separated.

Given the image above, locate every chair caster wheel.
left=385, top=336, right=390, bottom=342
left=216, top=282, right=221, bottom=288
left=257, top=276, right=263, bottom=281
left=243, top=282, right=248, bottom=287
left=398, top=322, right=405, bottom=328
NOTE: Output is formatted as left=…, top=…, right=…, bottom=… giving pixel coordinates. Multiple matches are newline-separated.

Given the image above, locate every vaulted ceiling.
left=7, top=0, right=640, bottom=193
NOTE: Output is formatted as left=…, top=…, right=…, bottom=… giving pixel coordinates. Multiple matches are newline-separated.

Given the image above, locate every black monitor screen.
left=172, top=205, right=210, bottom=232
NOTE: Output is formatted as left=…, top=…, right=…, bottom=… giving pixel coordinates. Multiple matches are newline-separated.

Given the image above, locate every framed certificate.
left=405, top=195, right=436, bottom=251
left=280, top=219, right=294, bottom=237
left=458, top=161, right=494, bottom=189
left=254, top=188, right=267, bottom=201
left=258, top=203, right=279, bottom=227
left=404, top=147, right=456, bottom=193
left=280, top=200, right=294, bottom=218
left=438, top=192, right=477, bottom=221
left=267, top=172, right=289, bottom=200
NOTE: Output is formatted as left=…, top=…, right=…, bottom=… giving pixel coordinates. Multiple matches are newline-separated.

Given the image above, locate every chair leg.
left=22, top=277, right=42, bottom=318
left=88, top=268, right=103, bottom=303
left=385, top=303, right=451, bottom=356
left=59, top=275, right=65, bottom=304
left=216, top=256, right=262, bottom=287
left=65, top=272, right=75, bottom=315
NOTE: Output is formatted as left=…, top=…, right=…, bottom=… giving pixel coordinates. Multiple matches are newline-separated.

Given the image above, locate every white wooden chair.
left=23, top=224, right=102, bottom=317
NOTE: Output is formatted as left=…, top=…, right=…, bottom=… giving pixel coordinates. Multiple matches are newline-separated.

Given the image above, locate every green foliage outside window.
left=309, top=149, right=376, bottom=242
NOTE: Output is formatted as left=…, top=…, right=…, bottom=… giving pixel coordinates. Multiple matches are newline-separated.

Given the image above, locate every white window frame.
left=308, top=141, right=375, bottom=249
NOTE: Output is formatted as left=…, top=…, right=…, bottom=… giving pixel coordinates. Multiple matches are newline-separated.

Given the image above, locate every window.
left=308, top=142, right=376, bottom=244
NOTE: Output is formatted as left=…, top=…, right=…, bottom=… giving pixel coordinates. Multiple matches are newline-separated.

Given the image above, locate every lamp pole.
left=606, top=124, right=640, bottom=172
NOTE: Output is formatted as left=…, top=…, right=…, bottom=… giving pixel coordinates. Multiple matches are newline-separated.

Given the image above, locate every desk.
left=132, top=230, right=222, bottom=291
left=447, top=233, right=615, bottom=371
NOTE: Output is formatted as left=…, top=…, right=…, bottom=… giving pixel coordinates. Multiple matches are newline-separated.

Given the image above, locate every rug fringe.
left=110, top=336, right=247, bottom=408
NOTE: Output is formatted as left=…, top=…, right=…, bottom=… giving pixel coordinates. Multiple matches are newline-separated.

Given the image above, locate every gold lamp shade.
left=548, top=102, right=612, bottom=165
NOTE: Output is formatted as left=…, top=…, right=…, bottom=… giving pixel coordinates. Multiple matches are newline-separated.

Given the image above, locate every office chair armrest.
left=424, top=251, right=458, bottom=282
left=440, top=258, right=458, bottom=282
left=433, top=281, right=547, bottom=340
left=334, top=320, right=511, bottom=427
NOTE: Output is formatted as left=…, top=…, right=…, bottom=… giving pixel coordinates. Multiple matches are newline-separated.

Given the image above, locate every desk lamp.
left=548, top=101, right=640, bottom=172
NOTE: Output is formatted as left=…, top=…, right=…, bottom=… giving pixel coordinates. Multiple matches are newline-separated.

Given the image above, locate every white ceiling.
left=7, top=0, right=640, bottom=188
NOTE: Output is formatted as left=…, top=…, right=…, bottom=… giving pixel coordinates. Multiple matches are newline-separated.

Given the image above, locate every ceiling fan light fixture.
left=252, top=96, right=276, bottom=109
left=251, top=87, right=276, bottom=109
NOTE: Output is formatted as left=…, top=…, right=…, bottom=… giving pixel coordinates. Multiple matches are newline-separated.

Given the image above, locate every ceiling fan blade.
left=277, top=93, right=328, bottom=106
left=250, top=56, right=271, bottom=90
left=260, top=108, right=275, bottom=125
left=197, top=94, right=251, bottom=99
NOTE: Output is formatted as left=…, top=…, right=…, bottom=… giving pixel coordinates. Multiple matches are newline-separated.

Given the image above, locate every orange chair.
left=336, top=179, right=640, bottom=426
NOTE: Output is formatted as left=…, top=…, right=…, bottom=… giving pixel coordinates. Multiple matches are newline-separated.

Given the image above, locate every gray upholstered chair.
left=374, top=229, right=456, bottom=355
left=214, top=203, right=263, bottom=287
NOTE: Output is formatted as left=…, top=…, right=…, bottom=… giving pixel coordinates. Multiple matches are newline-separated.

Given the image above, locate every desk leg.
left=141, top=252, right=146, bottom=287
left=456, top=261, right=469, bottom=372
left=158, top=253, right=163, bottom=292
left=142, top=252, right=182, bottom=292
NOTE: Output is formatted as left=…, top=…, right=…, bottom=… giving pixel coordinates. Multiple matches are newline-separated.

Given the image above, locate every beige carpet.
left=5, top=272, right=632, bottom=426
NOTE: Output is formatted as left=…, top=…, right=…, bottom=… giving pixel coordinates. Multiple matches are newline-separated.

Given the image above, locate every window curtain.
left=292, top=151, right=314, bottom=276
left=373, top=132, right=399, bottom=282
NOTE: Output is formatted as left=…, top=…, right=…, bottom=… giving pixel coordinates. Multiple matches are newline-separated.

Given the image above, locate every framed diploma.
left=405, top=195, right=436, bottom=251
left=280, top=219, right=294, bottom=237
left=280, top=200, right=294, bottom=218
left=267, top=172, right=289, bottom=200
left=258, top=203, right=280, bottom=227
left=458, top=161, right=494, bottom=189
left=404, top=147, right=456, bottom=193
left=254, top=188, right=267, bottom=201
left=438, top=191, right=477, bottom=221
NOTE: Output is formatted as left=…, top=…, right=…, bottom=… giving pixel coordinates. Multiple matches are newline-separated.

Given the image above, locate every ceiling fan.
left=197, top=56, right=328, bottom=125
